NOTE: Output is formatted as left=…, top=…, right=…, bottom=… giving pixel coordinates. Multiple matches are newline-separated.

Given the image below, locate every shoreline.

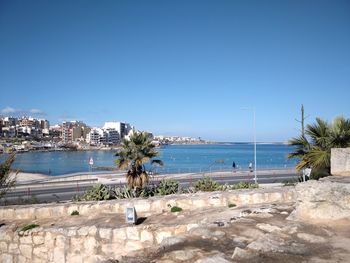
left=14, top=168, right=298, bottom=184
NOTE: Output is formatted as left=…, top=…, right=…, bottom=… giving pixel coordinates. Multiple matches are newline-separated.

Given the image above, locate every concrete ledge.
left=331, top=148, right=350, bottom=176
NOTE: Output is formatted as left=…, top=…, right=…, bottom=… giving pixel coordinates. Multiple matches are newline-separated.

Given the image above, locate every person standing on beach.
left=232, top=161, right=236, bottom=173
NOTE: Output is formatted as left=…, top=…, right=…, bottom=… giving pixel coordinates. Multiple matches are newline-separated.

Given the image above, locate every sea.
left=0, top=143, right=298, bottom=176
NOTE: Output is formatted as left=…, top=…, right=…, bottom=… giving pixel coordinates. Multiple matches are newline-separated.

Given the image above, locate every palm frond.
left=115, top=130, right=162, bottom=189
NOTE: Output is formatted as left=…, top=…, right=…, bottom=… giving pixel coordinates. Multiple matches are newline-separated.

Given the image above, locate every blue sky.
left=0, top=0, right=349, bottom=142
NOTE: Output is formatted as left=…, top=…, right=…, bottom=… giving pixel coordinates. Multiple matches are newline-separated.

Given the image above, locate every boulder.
left=294, top=177, right=350, bottom=224
left=195, top=254, right=231, bottom=263
left=297, top=233, right=326, bottom=243
left=247, top=233, right=308, bottom=255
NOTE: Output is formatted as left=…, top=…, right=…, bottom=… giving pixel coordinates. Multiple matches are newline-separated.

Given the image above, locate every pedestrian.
left=249, top=162, right=253, bottom=172
left=232, top=161, right=236, bottom=173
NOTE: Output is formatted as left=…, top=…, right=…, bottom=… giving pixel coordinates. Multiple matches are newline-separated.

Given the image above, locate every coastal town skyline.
left=1, top=1, right=350, bottom=141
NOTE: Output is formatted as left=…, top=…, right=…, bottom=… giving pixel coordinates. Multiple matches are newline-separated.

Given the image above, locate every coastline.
left=11, top=172, right=50, bottom=182
left=13, top=167, right=297, bottom=184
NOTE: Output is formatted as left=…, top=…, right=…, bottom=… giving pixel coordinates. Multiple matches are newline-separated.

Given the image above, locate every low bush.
left=220, top=182, right=259, bottom=191
left=112, top=185, right=138, bottom=199
left=194, top=177, right=219, bottom=192
left=20, top=224, right=39, bottom=232
left=155, top=179, right=179, bottom=196
left=71, top=210, right=79, bottom=216
left=170, top=206, right=183, bottom=213
left=228, top=203, right=236, bottom=208
left=76, top=183, right=111, bottom=201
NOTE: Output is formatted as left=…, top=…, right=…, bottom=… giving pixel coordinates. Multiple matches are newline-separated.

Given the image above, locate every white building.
left=87, top=128, right=120, bottom=145
left=86, top=128, right=102, bottom=145
left=103, top=122, right=132, bottom=139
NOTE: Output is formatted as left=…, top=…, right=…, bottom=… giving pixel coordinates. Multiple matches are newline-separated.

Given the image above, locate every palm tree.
left=115, top=130, right=163, bottom=189
left=289, top=116, right=350, bottom=177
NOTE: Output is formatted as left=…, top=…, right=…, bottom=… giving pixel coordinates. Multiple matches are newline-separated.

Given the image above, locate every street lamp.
left=241, top=107, right=257, bottom=184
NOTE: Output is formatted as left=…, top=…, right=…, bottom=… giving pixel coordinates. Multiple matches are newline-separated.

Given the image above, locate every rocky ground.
left=118, top=203, right=350, bottom=263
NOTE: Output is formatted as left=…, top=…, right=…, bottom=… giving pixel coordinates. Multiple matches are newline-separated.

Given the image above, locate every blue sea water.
left=0, top=144, right=298, bottom=176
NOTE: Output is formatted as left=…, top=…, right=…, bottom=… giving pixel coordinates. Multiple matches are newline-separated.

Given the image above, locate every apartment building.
left=62, top=121, right=90, bottom=143
left=86, top=127, right=120, bottom=145
left=103, top=122, right=132, bottom=139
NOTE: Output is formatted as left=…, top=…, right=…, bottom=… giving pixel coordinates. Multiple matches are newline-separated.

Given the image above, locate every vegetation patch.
left=170, top=206, right=183, bottom=213
left=288, top=110, right=350, bottom=179
left=74, top=183, right=111, bottom=201
left=194, top=176, right=220, bottom=192
left=18, top=224, right=39, bottom=236
left=71, top=210, right=79, bottom=216
left=228, top=203, right=236, bottom=208
left=155, top=179, right=179, bottom=195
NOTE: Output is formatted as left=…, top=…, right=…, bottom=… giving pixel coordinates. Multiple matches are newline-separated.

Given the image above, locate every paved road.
left=2, top=171, right=298, bottom=204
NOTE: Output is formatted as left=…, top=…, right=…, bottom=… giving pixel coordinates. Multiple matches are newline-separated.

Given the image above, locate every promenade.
left=2, top=168, right=298, bottom=205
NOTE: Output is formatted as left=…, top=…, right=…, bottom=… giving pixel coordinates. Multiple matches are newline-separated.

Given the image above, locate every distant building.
left=1, top=126, right=16, bottom=138
left=39, top=119, right=50, bottom=136
left=104, top=128, right=119, bottom=144
left=2, top=117, right=17, bottom=127
left=86, top=128, right=102, bottom=145
left=86, top=127, right=120, bottom=145
left=62, top=121, right=90, bottom=143
left=103, top=122, right=132, bottom=139
left=49, top=124, right=62, bottom=139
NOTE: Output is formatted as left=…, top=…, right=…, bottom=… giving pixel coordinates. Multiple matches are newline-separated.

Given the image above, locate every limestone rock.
left=160, top=236, right=186, bottom=247
left=297, top=233, right=326, bottom=243
left=247, top=233, right=308, bottom=255
left=156, top=231, right=173, bottom=244
left=0, top=254, right=13, bottom=263
left=294, top=177, right=350, bottom=224
left=168, top=249, right=197, bottom=261
left=256, top=223, right=282, bottom=233
left=232, top=247, right=255, bottom=260
left=140, top=230, right=154, bottom=243
left=99, top=228, right=112, bottom=240
left=195, top=254, right=231, bottom=263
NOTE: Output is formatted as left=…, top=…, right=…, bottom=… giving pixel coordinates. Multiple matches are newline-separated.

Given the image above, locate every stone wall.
left=0, top=187, right=295, bottom=221
left=0, top=187, right=296, bottom=263
left=331, top=148, right=350, bottom=176
left=0, top=219, right=192, bottom=263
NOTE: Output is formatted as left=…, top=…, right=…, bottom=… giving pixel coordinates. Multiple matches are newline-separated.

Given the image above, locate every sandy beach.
left=10, top=172, right=50, bottom=182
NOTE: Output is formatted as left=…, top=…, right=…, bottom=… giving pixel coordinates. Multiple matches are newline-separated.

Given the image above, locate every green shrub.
left=78, top=183, right=111, bottom=201
left=155, top=179, right=179, bottom=196
left=310, top=168, right=330, bottom=180
left=20, top=224, right=39, bottom=232
left=170, top=206, right=182, bottom=213
left=194, top=177, right=219, bottom=192
left=112, top=185, right=137, bottom=199
left=71, top=210, right=79, bottom=216
left=220, top=182, right=259, bottom=191
left=228, top=203, right=236, bottom=208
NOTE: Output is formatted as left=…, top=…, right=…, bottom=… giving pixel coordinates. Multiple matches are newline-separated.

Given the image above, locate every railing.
left=150, top=166, right=297, bottom=175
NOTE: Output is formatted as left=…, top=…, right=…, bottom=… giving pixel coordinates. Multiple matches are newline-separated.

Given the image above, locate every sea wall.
left=331, top=148, right=350, bottom=176
left=0, top=187, right=296, bottom=263
left=0, top=187, right=295, bottom=221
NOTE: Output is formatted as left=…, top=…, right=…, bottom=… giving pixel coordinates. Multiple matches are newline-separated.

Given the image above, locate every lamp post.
left=241, top=107, right=257, bottom=184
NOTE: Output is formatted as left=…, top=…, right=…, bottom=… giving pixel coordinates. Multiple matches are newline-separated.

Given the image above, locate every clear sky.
left=0, top=0, right=349, bottom=142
